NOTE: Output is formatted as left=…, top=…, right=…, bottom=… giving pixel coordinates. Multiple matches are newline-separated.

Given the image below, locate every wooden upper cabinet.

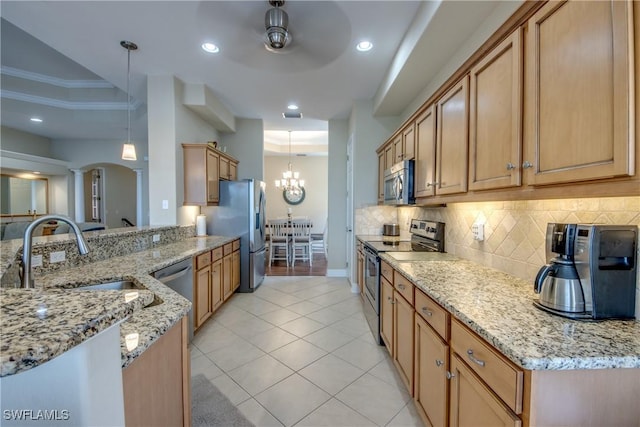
left=206, top=150, right=220, bottom=203
left=384, top=143, right=395, bottom=170
left=436, top=76, right=470, bottom=196
left=393, top=134, right=403, bottom=163
left=524, top=0, right=635, bottom=185
left=378, top=151, right=385, bottom=202
left=415, top=105, right=437, bottom=198
left=469, top=28, right=523, bottom=191
left=183, top=144, right=239, bottom=206
left=402, top=123, right=416, bottom=161
left=219, top=154, right=239, bottom=181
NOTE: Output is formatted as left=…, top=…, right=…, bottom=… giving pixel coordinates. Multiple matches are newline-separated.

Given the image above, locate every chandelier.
left=275, top=130, right=304, bottom=194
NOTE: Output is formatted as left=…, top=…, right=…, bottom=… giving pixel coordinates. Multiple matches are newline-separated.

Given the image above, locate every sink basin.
left=73, top=280, right=144, bottom=291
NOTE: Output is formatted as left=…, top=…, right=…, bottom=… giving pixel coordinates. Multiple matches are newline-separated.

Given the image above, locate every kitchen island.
left=0, top=226, right=238, bottom=426
left=378, top=251, right=640, bottom=427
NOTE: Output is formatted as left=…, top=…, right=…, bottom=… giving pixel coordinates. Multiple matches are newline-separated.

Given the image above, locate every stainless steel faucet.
left=19, top=214, right=90, bottom=289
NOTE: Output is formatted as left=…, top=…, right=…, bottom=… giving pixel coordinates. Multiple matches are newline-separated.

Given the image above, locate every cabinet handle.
left=435, top=359, right=444, bottom=367
left=387, top=297, right=395, bottom=305
left=446, top=371, right=455, bottom=380
left=466, top=349, right=486, bottom=367
left=398, top=284, right=405, bottom=290
left=522, top=161, right=533, bottom=169
left=421, top=307, right=433, bottom=316
left=506, top=162, right=516, bottom=170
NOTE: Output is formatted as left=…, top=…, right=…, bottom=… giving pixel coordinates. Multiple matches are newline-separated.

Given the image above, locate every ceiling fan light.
left=265, top=4, right=289, bottom=50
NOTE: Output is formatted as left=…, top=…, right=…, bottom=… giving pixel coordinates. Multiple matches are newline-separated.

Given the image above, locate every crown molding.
left=1, top=90, right=143, bottom=111
left=1, top=66, right=114, bottom=89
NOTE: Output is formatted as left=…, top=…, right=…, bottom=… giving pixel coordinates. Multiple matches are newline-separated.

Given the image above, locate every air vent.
left=282, top=111, right=303, bottom=119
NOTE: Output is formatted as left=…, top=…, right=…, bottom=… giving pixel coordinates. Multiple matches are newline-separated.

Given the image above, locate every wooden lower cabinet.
left=123, top=317, right=190, bottom=427
left=222, top=252, right=232, bottom=301
left=449, top=353, right=521, bottom=427
left=195, top=263, right=212, bottom=328
left=211, top=257, right=223, bottom=312
left=232, top=249, right=240, bottom=292
left=380, top=276, right=395, bottom=354
left=394, top=291, right=414, bottom=394
left=415, top=314, right=449, bottom=427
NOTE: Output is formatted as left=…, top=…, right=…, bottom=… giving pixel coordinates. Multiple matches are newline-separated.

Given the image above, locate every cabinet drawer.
left=223, top=243, right=233, bottom=256
left=393, top=271, right=414, bottom=305
left=232, top=239, right=240, bottom=251
left=195, top=251, right=211, bottom=269
left=381, top=260, right=393, bottom=283
left=415, top=289, right=449, bottom=340
left=211, top=247, right=223, bottom=261
left=451, top=319, right=523, bottom=414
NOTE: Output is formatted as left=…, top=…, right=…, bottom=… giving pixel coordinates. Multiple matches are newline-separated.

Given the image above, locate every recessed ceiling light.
left=201, top=42, right=220, bottom=53
left=32, top=171, right=41, bottom=175
left=356, top=40, right=373, bottom=52
left=30, top=117, right=43, bottom=123
left=287, top=104, right=299, bottom=110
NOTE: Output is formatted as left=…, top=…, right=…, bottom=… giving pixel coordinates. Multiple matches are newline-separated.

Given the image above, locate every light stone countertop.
left=379, top=252, right=640, bottom=371
left=0, top=235, right=236, bottom=377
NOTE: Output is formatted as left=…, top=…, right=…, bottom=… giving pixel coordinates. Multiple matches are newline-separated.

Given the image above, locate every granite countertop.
left=0, top=235, right=236, bottom=377
left=379, top=252, right=640, bottom=371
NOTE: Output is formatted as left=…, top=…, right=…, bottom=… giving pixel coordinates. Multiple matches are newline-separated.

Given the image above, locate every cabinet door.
left=222, top=254, right=233, bottom=301
left=415, top=106, right=437, bottom=198
left=403, top=123, right=416, bottom=160
left=232, top=250, right=240, bottom=292
left=394, top=291, right=414, bottom=395
left=229, top=162, right=238, bottom=181
left=378, top=152, right=385, bottom=202
left=210, top=259, right=223, bottom=312
left=393, top=134, right=404, bottom=163
left=385, top=144, right=395, bottom=170
left=415, top=315, right=449, bottom=427
left=380, top=276, right=394, bottom=355
left=436, top=76, right=469, bottom=196
left=195, top=266, right=212, bottom=328
left=524, top=0, right=634, bottom=185
left=206, top=150, right=220, bottom=203
left=469, top=29, right=522, bottom=191
left=219, top=156, right=230, bottom=181
left=449, top=354, right=521, bottom=427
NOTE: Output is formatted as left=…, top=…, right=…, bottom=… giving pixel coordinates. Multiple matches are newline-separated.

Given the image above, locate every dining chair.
left=268, top=219, right=290, bottom=266
left=291, top=218, right=312, bottom=266
left=311, top=218, right=327, bottom=258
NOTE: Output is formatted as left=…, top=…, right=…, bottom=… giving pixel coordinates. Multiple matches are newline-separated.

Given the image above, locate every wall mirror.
left=0, top=174, right=48, bottom=216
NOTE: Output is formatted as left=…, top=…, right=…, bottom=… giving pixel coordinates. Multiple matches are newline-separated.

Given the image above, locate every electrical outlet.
left=31, top=254, right=43, bottom=267
left=472, top=222, right=484, bottom=241
left=50, top=250, right=66, bottom=263
left=162, top=200, right=169, bottom=210
left=152, top=234, right=160, bottom=243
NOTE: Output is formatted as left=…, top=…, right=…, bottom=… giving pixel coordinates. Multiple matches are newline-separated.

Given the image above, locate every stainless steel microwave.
left=383, top=160, right=415, bottom=205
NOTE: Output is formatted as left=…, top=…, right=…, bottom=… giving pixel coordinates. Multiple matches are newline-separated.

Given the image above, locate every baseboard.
left=326, top=269, right=347, bottom=277
left=349, top=282, right=359, bottom=294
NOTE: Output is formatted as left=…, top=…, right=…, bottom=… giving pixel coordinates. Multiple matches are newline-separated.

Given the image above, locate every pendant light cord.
left=126, top=47, right=131, bottom=144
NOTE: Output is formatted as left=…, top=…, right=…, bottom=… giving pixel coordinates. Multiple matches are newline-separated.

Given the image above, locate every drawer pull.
left=388, top=297, right=395, bottom=305
left=466, top=349, right=486, bottom=367
left=421, top=307, right=433, bottom=317
left=398, top=284, right=406, bottom=290
left=446, top=371, right=455, bottom=380
left=435, top=359, right=444, bottom=367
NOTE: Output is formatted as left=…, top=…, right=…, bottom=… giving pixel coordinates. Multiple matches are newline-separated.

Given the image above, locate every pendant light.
left=275, top=130, right=304, bottom=194
left=121, top=40, right=138, bottom=161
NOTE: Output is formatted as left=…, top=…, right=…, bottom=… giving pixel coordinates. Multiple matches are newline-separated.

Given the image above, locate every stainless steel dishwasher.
left=152, top=258, right=194, bottom=342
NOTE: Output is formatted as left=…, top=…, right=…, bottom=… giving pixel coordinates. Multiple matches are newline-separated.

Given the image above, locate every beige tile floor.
left=190, top=276, right=425, bottom=427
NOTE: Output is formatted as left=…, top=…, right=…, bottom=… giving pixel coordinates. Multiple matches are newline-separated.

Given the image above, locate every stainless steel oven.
left=362, top=219, right=445, bottom=345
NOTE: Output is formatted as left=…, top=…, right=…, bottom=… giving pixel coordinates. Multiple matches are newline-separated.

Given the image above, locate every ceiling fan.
left=264, top=0, right=290, bottom=51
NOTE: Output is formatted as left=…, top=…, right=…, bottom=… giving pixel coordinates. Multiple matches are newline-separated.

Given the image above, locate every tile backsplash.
left=358, top=196, right=640, bottom=317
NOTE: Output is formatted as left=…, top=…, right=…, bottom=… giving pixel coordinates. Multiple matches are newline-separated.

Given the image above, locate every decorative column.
left=70, top=169, right=85, bottom=223
left=134, top=169, right=143, bottom=226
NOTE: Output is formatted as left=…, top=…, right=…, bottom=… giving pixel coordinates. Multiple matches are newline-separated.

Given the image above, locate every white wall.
left=264, top=156, right=327, bottom=234
left=221, top=118, right=264, bottom=181
left=1, top=126, right=53, bottom=157
left=147, top=75, right=221, bottom=227
left=327, top=119, right=348, bottom=273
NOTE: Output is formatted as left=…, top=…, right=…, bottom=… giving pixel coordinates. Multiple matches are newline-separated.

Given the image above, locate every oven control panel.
left=410, top=219, right=445, bottom=241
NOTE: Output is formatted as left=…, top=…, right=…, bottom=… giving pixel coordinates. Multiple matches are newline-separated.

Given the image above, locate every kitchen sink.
left=72, top=280, right=144, bottom=291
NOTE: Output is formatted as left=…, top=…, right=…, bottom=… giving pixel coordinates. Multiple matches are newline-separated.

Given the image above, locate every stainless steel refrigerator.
left=205, top=179, right=266, bottom=292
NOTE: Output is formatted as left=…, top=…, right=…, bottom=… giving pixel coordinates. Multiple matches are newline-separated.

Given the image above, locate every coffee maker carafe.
left=534, top=224, right=585, bottom=314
